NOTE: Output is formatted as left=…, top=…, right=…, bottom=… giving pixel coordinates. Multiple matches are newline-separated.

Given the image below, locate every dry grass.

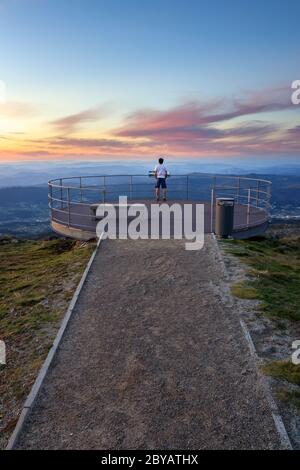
left=262, top=360, right=300, bottom=386
left=223, top=233, right=300, bottom=323
left=223, top=227, right=300, bottom=415
left=263, top=360, right=300, bottom=414
left=0, top=237, right=94, bottom=448
left=231, top=282, right=258, bottom=300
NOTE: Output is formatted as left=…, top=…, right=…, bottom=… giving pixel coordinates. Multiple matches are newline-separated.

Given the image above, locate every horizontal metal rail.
left=48, top=173, right=272, bottom=233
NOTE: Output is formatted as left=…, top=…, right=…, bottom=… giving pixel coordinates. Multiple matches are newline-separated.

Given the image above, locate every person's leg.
left=162, top=179, right=167, bottom=201
left=155, top=179, right=160, bottom=201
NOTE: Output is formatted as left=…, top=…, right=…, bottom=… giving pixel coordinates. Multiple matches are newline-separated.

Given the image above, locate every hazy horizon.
left=0, top=158, right=300, bottom=189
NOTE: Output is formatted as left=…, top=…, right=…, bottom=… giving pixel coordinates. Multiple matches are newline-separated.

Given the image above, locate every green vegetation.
left=277, top=389, right=300, bottom=414
left=0, top=238, right=94, bottom=338
left=262, top=360, right=300, bottom=386
left=223, top=234, right=300, bottom=322
left=0, top=237, right=94, bottom=448
left=223, top=229, right=300, bottom=415
left=231, top=282, right=258, bottom=300
left=263, top=360, right=300, bottom=413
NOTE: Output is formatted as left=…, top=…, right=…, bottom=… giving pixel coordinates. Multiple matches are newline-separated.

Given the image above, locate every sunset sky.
left=0, top=0, right=299, bottom=163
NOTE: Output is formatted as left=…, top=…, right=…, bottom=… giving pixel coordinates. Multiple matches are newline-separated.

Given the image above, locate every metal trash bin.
left=215, top=197, right=234, bottom=238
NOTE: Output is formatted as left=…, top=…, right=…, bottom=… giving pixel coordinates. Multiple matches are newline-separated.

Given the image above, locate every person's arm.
left=154, top=165, right=158, bottom=179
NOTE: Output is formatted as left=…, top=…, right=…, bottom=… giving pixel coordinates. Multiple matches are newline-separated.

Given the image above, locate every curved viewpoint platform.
left=48, top=174, right=271, bottom=240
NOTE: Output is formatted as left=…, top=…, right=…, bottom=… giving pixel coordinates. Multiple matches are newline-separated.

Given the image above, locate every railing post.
left=237, top=177, right=240, bottom=204
left=213, top=175, right=216, bottom=191
left=247, top=188, right=251, bottom=226
left=60, top=178, right=63, bottom=209
left=49, top=183, right=52, bottom=210
left=267, top=182, right=272, bottom=220
left=67, top=187, right=70, bottom=227
left=256, top=180, right=260, bottom=207
left=48, top=183, right=53, bottom=223
left=210, top=188, right=215, bottom=233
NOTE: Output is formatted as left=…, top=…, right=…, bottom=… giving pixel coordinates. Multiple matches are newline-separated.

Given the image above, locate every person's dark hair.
left=158, top=157, right=164, bottom=164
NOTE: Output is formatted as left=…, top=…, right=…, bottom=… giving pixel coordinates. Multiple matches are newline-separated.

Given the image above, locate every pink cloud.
left=49, top=104, right=112, bottom=133
left=1, top=85, right=299, bottom=160
left=114, top=87, right=292, bottom=141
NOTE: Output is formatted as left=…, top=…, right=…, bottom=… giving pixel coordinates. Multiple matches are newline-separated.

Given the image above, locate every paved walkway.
left=15, top=237, right=281, bottom=449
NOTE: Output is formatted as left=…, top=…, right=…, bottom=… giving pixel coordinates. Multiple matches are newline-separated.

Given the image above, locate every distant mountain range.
left=0, top=160, right=300, bottom=188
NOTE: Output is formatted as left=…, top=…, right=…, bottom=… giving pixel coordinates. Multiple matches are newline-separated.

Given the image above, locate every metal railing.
left=48, top=174, right=272, bottom=233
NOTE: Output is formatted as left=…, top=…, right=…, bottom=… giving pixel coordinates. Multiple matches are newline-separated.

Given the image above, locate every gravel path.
left=15, top=237, right=281, bottom=449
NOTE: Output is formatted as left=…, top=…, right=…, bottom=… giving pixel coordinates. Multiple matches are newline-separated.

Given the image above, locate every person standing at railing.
left=154, top=157, right=168, bottom=202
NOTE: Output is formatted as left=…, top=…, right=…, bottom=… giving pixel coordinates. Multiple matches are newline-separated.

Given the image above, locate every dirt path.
left=15, top=237, right=282, bottom=449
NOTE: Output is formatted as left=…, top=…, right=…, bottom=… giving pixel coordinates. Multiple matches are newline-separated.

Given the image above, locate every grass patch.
left=231, top=281, right=258, bottom=300
left=264, top=360, right=300, bottom=414
left=225, top=229, right=300, bottom=416
left=0, top=239, right=94, bottom=337
left=277, top=389, right=300, bottom=414
left=223, top=233, right=300, bottom=322
left=0, top=237, right=95, bottom=448
left=262, top=360, right=300, bottom=386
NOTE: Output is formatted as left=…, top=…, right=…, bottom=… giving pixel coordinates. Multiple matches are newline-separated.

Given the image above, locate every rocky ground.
left=219, top=224, right=300, bottom=448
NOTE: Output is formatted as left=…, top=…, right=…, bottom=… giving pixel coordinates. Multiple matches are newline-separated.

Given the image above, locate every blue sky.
left=0, top=0, right=299, bottom=161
